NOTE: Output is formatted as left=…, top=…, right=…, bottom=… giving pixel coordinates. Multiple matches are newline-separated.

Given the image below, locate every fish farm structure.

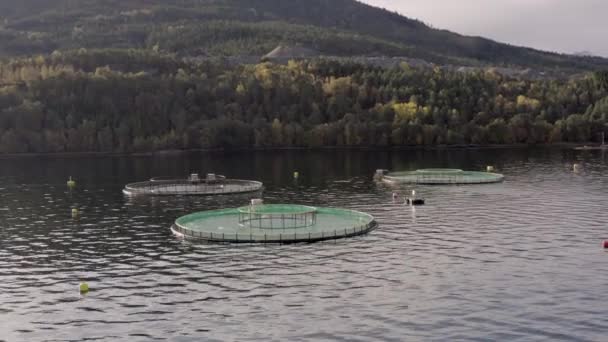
left=376, top=168, right=504, bottom=185
left=171, top=201, right=377, bottom=243
left=123, top=173, right=263, bottom=196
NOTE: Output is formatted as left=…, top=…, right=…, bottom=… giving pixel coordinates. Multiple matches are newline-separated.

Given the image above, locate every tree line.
left=0, top=49, right=607, bottom=153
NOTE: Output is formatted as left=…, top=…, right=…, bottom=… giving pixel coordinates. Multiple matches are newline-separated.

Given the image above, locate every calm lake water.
left=1, top=148, right=607, bottom=341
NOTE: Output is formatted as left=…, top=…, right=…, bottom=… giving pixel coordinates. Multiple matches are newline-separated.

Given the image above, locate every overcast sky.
left=360, top=0, right=608, bottom=57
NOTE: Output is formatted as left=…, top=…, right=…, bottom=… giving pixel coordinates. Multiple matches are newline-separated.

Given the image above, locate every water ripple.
left=1, top=149, right=607, bottom=341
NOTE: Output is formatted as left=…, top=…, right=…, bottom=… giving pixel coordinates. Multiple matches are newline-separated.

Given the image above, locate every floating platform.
left=377, top=168, right=504, bottom=185
left=575, top=133, right=606, bottom=150
left=171, top=203, right=377, bottom=243
left=123, top=173, right=263, bottom=196
left=574, top=145, right=608, bottom=151
left=406, top=198, right=425, bottom=206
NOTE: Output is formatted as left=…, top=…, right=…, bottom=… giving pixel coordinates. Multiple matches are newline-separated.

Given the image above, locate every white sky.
left=360, top=0, right=608, bottom=57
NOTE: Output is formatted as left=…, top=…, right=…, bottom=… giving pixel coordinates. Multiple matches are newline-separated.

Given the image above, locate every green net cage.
left=172, top=203, right=377, bottom=243
left=377, top=168, right=504, bottom=185
left=123, top=173, right=263, bottom=196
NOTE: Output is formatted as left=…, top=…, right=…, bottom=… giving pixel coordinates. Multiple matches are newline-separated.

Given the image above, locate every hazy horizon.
left=361, top=0, right=608, bottom=57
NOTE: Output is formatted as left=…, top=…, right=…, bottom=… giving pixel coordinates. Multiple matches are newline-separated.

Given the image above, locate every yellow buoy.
left=79, top=282, right=89, bottom=294
left=573, top=163, right=581, bottom=172
left=71, top=208, right=79, bottom=218
left=67, top=177, right=76, bottom=189
left=293, top=171, right=299, bottom=179
left=487, top=166, right=495, bottom=172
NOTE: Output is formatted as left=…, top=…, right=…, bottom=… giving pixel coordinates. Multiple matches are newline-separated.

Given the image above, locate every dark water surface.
left=1, top=149, right=607, bottom=341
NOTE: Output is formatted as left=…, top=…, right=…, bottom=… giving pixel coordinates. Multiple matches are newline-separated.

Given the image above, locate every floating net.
left=123, top=173, right=263, bottom=196
left=172, top=205, right=376, bottom=243
left=237, top=204, right=318, bottom=229
left=379, top=168, right=504, bottom=185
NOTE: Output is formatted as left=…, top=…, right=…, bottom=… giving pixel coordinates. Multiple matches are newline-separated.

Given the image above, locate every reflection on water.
left=1, top=148, right=608, bottom=341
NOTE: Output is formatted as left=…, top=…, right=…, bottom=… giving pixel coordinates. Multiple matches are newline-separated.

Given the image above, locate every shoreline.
left=0, top=143, right=597, bottom=159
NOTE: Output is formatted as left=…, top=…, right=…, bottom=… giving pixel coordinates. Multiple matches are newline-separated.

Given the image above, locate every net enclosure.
left=171, top=203, right=377, bottom=243
left=376, top=168, right=504, bottom=185
left=123, top=173, right=263, bottom=196
left=238, top=204, right=318, bottom=229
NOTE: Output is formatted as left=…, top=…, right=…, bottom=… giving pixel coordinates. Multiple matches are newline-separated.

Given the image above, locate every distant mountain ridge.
left=573, top=51, right=597, bottom=57
left=0, top=0, right=607, bottom=72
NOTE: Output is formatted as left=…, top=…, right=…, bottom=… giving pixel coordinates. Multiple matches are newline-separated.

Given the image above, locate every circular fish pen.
left=123, top=173, right=263, bottom=196
left=171, top=203, right=377, bottom=243
left=377, top=168, right=504, bottom=185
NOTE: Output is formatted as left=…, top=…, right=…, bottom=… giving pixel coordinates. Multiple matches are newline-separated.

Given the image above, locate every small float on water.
left=393, top=191, right=425, bottom=205
left=171, top=199, right=377, bottom=243
left=399, top=190, right=425, bottom=206
left=123, top=173, right=263, bottom=196
left=406, top=198, right=425, bottom=205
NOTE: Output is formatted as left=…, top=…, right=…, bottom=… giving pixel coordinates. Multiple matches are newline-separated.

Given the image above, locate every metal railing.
left=237, top=205, right=318, bottom=229
left=171, top=220, right=377, bottom=244
left=382, top=172, right=504, bottom=185
left=238, top=212, right=318, bottom=229
left=123, top=179, right=263, bottom=196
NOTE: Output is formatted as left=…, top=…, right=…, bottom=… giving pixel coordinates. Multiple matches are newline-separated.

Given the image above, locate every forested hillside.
left=0, top=0, right=607, bottom=71
left=0, top=1, right=607, bottom=154
left=0, top=50, right=607, bottom=153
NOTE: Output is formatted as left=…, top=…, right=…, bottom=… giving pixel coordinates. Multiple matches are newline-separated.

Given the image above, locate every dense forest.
left=1, top=0, right=608, bottom=72
left=0, top=0, right=607, bottom=153
left=0, top=49, right=607, bottom=153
